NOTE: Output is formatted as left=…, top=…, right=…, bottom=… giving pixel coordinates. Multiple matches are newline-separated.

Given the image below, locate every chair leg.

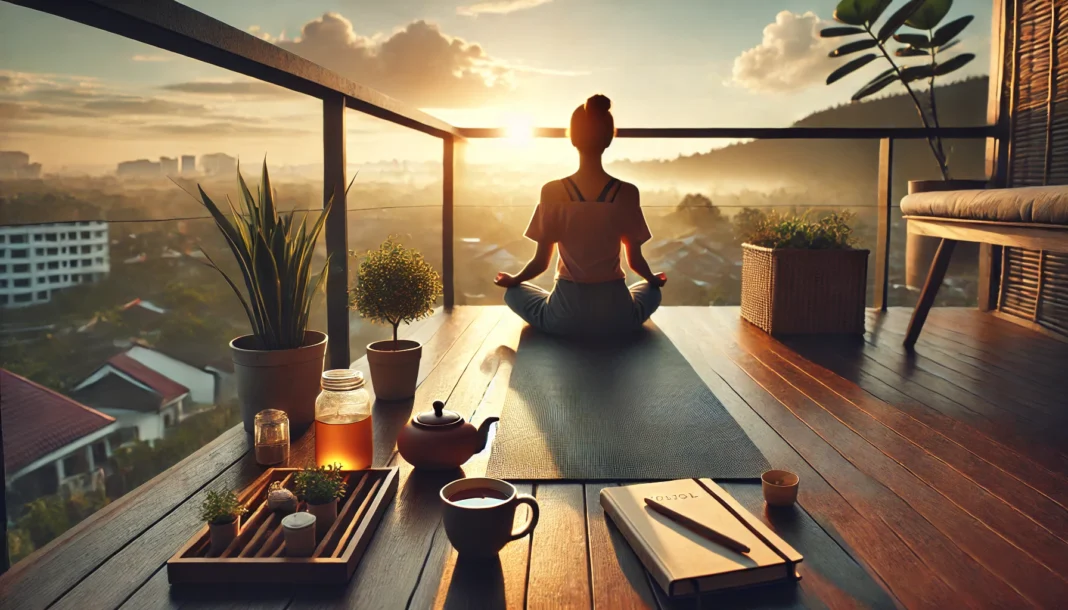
left=904, top=238, right=957, bottom=348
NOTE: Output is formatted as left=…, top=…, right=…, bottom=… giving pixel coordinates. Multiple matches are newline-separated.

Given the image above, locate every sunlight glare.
left=505, top=116, right=535, bottom=144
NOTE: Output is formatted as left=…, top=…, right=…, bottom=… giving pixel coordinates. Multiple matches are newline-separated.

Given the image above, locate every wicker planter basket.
left=741, top=244, right=869, bottom=335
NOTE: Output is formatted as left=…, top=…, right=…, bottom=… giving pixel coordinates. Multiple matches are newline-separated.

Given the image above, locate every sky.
left=0, top=0, right=994, bottom=172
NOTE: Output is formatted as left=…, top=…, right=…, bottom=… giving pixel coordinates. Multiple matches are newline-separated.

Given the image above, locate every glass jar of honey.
left=314, top=369, right=372, bottom=469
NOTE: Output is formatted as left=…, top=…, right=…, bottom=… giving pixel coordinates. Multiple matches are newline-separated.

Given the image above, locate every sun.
left=504, top=115, right=535, bottom=144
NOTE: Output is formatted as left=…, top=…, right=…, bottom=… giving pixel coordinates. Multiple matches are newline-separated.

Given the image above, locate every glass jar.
left=254, top=409, right=290, bottom=465
left=314, top=369, right=373, bottom=469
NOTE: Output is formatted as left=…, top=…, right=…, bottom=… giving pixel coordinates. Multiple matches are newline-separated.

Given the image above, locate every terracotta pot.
left=366, top=340, right=422, bottom=401
left=306, top=499, right=338, bottom=536
left=230, top=331, right=327, bottom=434
left=208, top=516, right=240, bottom=556
left=905, top=179, right=987, bottom=290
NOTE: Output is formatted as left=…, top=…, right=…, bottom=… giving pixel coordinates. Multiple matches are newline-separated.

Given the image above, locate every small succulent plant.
left=199, top=489, right=248, bottom=525
left=293, top=463, right=347, bottom=505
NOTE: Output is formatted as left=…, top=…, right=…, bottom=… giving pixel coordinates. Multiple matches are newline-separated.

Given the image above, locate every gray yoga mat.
left=486, top=325, right=771, bottom=480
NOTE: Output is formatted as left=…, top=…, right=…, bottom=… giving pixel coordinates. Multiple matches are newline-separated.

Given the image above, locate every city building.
left=159, top=156, right=178, bottom=175
left=180, top=154, right=195, bottom=174
left=116, top=159, right=160, bottom=178
left=0, top=151, right=43, bottom=180
left=2, top=369, right=119, bottom=502
left=199, top=153, right=237, bottom=176
left=0, top=221, right=110, bottom=308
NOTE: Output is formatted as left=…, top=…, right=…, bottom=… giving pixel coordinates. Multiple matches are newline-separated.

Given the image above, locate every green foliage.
left=193, top=161, right=337, bottom=350
left=293, top=463, right=347, bottom=505
left=743, top=212, right=856, bottom=250
left=7, top=488, right=108, bottom=563
left=732, top=208, right=768, bottom=244
left=349, top=238, right=442, bottom=344
left=199, top=489, right=247, bottom=525
left=820, top=0, right=975, bottom=179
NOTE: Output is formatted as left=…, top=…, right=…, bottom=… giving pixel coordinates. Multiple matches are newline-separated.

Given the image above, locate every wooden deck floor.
left=2, top=306, right=1066, bottom=609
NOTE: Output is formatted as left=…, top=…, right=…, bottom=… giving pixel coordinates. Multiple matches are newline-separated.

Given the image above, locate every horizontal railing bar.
left=458, top=126, right=1000, bottom=139
left=8, top=0, right=461, bottom=139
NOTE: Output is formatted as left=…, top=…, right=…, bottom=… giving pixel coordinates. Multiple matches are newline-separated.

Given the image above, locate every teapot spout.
left=475, top=416, right=500, bottom=453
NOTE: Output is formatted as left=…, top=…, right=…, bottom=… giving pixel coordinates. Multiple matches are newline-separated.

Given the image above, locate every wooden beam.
left=906, top=218, right=1068, bottom=251
left=9, top=0, right=460, bottom=139
left=978, top=244, right=1001, bottom=311
left=875, top=138, right=893, bottom=311
left=905, top=239, right=958, bottom=348
left=458, top=126, right=998, bottom=139
left=986, top=0, right=1013, bottom=186
left=442, top=137, right=457, bottom=309
left=323, top=94, right=350, bottom=369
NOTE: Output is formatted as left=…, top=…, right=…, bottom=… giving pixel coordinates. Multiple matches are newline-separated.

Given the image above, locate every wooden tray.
left=167, top=467, right=398, bottom=584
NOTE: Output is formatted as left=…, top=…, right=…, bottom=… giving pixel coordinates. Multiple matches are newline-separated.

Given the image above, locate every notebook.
left=600, top=478, right=803, bottom=597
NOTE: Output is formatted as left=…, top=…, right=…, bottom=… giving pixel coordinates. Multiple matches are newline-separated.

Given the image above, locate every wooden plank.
left=323, top=93, right=350, bottom=370
left=874, top=137, right=893, bottom=311
left=442, top=136, right=456, bottom=309
left=928, top=307, right=1068, bottom=353
left=526, top=484, right=592, bottom=610
left=457, top=125, right=995, bottom=140
left=907, top=218, right=1068, bottom=252
left=0, top=425, right=249, bottom=610
left=707, top=310, right=1066, bottom=608
left=585, top=483, right=658, bottom=610
left=905, top=238, right=957, bottom=348
left=655, top=309, right=950, bottom=610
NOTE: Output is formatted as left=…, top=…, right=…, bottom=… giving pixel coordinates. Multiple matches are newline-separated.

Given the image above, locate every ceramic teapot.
left=397, top=401, right=499, bottom=470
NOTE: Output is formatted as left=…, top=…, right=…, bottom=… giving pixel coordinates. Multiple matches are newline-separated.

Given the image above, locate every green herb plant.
left=293, top=463, right=347, bottom=505
left=199, top=490, right=248, bottom=525
left=349, top=238, right=443, bottom=349
left=190, top=160, right=353, bottom=350
left=744, top=212, right=856, bottom=250
left=821, top=0, right=975, bottom=179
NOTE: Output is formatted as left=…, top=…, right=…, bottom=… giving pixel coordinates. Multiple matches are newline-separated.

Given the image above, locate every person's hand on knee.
left=650, top=272, right=667, bottom=288
left=495, top=272, right=521, bottom=288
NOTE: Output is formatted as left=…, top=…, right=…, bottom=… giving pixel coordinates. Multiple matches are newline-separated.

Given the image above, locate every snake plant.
left=196, top=161, right=336, bottom=351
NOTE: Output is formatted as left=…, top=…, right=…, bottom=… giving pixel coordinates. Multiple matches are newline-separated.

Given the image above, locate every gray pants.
left=504, top=279, right=662, bottom=336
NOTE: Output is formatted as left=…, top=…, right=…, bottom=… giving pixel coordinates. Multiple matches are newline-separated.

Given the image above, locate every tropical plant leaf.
left=906, top=0, right=953, bottom=30
left=829, top=39, right=878, bottom=57
left=895, top=46, right=929, bottom=56
left=900, top=63, right=936, bottom=82
left=867, top=0, right=894, bottom=23
left=877, top=0, right=925, bottom=42
left=932, top=15, right=973, bottom=47
left=938, top=39, right=960, bottom=52
left=934, top=52, right=974, bottom=75
left=820, top=26, right=865, bottom=37
left=893, top=32, right=931, bottom=47
left=826, top=53, right=877, bottom=84
left=833, top=0, right=868, bottom=25
left=852, top=72, right=898, bottom=100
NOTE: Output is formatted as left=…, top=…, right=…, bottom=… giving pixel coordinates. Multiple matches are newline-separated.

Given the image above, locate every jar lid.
left=281, top=511, right=316, bottom=531
left=321, top=369, right=365, bottom=392
left=413, top=401, right=463, bottom=428
left=254, top=409, right=288, bottom=423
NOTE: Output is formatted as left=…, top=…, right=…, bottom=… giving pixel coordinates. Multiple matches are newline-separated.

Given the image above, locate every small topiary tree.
left=349, top=238, right=443, bottom=350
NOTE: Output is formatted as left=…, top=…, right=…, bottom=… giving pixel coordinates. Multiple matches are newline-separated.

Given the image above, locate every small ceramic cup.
left=281, top=511, right=317, bottom=557
left=762, top=469, right=799, bottom=507
left=440, top=477, right=539, bottom=557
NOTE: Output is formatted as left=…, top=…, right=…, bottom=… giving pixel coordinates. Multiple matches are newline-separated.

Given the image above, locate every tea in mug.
left=448, top=487, right=510, bottom=508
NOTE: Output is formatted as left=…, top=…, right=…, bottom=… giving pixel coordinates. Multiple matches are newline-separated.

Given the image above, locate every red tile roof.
left=106, top=353, right=189, bottom=402
left=2, top=369, right=116, bottom=475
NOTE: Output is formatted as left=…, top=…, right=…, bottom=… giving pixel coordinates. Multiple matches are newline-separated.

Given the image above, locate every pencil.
left=644, top=497, right=751, bottom=554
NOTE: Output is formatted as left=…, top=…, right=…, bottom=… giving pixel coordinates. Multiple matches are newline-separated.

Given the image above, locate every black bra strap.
left=564, top=177, right=585, bottom=202
left=596, top=178, right=619, bottom=202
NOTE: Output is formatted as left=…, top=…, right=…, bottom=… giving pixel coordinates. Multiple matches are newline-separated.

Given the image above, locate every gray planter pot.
left=230, top=331, right=327, bottom=434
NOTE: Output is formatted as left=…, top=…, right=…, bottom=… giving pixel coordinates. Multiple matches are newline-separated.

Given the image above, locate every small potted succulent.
left=350, top=239, right=443, bottom=401
left=293, top=463, right=347, bottom=535
left=740, top=212, right=868, bottom=335
left=200, top=489, right=248, bottom=556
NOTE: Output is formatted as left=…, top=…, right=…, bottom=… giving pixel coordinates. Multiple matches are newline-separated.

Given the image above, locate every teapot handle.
left=509, top=494, right=540, bottom=541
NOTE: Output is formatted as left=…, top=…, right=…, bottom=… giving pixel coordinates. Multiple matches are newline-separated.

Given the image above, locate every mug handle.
left=509, top=494, right=540, bottom=541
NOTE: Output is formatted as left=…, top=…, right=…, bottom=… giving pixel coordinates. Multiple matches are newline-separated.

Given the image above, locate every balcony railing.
left=1, top=0, right=1002, bottom=573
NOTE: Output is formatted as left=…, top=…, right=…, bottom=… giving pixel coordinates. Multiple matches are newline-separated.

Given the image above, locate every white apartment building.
left=0, top=221, right=110, bottom=308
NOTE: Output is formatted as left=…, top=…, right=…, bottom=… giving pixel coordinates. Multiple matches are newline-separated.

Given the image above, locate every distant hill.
left=611, top=77, right=989, bottom=202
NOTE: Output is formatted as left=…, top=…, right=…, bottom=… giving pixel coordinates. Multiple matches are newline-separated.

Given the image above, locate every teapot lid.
left=414, top=401, right=464, bottom=429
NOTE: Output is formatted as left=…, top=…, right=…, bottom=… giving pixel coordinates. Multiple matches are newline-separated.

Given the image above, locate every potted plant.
left=350, top=239, right=442, bottom=401
left=193, top=161, right=343, bottom=433
left=294, top=463, right=346, bottom=535
left=740, top=212, right=868, bottom=335
left=819, top=0, right=985, bottom=286
left=199, top=489, right=248, bottom=556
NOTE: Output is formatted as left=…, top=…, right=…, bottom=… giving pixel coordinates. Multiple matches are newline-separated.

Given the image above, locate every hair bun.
left=585, top=94, right=611, bottom=115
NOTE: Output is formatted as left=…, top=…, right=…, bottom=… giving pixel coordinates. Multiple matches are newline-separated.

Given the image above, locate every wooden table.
left=4, top=306, right=1067, bottom=609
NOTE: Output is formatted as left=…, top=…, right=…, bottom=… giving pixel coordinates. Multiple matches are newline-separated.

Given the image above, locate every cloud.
left=131, top=54, right=172, bottom=62
left=160, top=81, right=295, bottom=97
left=457, top=0, right=553, bottom=17
left=267, top=13, right=515, bottom=107
left=731, top=11, right=839, bottom=93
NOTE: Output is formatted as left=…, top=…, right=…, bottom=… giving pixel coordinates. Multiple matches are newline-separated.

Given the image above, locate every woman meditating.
left=494, top=94, right=667, bottom=336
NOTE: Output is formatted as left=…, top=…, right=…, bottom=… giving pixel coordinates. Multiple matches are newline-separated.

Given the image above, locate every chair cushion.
left=900, top=185, right=1068, bottom=225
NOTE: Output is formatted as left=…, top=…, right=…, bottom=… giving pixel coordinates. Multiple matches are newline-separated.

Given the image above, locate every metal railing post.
left=442, top=136, right=456, bottom=309
left=323, top=94, right=350, bottom=368
left=875, top=137, right=894, bottom=311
